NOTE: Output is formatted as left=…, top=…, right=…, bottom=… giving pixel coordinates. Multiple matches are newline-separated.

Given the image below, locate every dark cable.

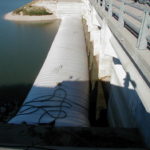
left=14, top=87, right=88, bottom=125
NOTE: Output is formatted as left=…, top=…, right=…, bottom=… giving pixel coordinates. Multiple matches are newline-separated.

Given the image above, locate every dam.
left=0, top=0, right=150, bottom=149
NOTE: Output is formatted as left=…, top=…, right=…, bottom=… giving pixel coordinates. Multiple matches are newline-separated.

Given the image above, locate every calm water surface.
left=0, top=0, right=60, bottom=120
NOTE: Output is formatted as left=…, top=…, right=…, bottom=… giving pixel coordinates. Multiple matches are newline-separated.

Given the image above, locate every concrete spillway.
left=9, top=16, right=89, bottom=127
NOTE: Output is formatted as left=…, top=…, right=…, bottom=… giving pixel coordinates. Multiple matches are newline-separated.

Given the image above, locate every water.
left=0, top=0, right=60, bottom=121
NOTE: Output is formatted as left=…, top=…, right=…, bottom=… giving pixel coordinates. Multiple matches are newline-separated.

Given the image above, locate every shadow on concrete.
left=0, top=79, right=146, bottom=148
left=7, top=81, right=89, bottom=126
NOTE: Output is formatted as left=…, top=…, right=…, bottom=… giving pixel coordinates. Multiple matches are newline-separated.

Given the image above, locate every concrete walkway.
left=9, top=14, right=89, bottom=126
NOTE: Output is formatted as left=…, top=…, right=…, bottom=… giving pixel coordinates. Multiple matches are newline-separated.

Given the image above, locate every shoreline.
left=4, top=12, right=57, bottom=22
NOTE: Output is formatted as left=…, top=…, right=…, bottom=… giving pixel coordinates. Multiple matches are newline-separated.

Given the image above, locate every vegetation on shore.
left=13, top=3, right=53, bottom=16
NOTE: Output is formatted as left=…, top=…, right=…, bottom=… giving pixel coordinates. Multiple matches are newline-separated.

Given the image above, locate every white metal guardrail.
left=84, top=0, right=150, bottom=147
left=90, top=0, right=150, bottom=50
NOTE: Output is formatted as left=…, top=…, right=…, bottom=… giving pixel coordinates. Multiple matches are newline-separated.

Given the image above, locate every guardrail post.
left=137, top=11, right=149, bottom=50
left=108, top=0, right=112, bottom=17
left=102, top=0, right=105, bottom=10
left=98, top=0, right=101, bottom=6
left=119, top=0, right=125, bottom=27
left=91, top=6, right=95, bottom=25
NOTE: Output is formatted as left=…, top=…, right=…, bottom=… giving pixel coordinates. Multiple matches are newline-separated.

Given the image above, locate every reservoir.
left=0, top=0, right=60, bottom=121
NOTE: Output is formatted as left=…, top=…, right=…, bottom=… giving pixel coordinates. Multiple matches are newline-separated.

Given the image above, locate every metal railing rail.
left=90, top=0, right=150, bottom=50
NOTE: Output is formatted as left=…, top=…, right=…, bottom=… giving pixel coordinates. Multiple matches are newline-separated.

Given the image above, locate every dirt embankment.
left=4, top=2, right=57, bottom=22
